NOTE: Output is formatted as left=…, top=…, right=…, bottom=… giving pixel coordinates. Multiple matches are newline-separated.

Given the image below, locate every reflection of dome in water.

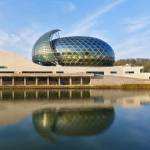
left=32, top=108, right=115, bottom=141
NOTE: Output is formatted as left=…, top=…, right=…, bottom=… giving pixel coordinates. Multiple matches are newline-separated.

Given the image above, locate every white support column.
left=69, top=77, right=72, bottom=86
left=24, top=77, right=26, bottom=86
left=80, top=77, right=83, bottom=85
left=58, top=77, right=61, bottom=86
left=12, top=77, right=14, bottom=86
left=36, top=77, right=38, bottom=86
left=89, top=76, right=91, bottom=86
left=47, top=77, right=49, bottom=85
left=1, top=77, right=3, bottom=86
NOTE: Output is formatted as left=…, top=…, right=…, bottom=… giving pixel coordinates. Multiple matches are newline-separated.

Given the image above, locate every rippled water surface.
left=0, top=89, right=150, bottom=150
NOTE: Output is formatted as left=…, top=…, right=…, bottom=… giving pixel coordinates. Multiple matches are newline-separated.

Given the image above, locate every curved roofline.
left=53, top=35, right=110, bottom=46
left=53, top=35, right=114, bottom=51
left=32, top=29, right=115, bottom=66
left=32, top=29, right=61, bottom=66
left=33, top=29, right=61, bottom=45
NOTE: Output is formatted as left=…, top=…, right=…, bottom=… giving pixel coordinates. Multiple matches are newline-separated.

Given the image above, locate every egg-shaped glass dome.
left=32, top=29, right=115, bottom=66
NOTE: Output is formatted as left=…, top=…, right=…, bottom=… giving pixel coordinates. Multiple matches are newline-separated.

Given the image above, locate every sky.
left=0, top=0, right=149, bottom=60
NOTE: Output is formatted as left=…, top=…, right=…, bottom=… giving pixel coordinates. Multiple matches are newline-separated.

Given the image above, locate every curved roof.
left=52, top=36, right=115, bottom=66
left=32, top=29, right=115, bottom=66
left=33, top=29, right=60, bottom=50
left=32, top=29, right=61, bottom=65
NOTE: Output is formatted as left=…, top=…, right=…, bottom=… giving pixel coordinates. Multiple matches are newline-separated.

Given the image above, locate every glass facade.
left=32, top=30, right=60, bottom=66
left=32, top=30, right=115, bottom=66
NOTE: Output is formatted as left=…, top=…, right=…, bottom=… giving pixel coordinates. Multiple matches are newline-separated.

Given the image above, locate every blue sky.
left=0, top=0, right=149, bottom=59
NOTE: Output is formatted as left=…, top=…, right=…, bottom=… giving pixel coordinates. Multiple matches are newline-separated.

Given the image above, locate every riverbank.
left=0, top=84, right=150, bottom=90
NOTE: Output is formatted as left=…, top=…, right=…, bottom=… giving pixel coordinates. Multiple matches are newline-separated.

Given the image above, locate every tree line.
left=114, top=58, right=150, bottom=72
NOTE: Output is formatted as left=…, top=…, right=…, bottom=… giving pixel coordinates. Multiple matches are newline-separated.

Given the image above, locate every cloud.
left=66, top=0, right=126, bottom=36
left=113, top=15, right=150, bottom=59
left=114, top=29, right=150, bottom=59
left=0, top=26, right=42, bottom=58
left=124, top=16, right=150, bottom=33
left=0, top=3, right=77, bottom=59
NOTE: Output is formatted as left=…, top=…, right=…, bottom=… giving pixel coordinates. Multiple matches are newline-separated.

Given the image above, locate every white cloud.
left=66, top=0, right=126, bottom=36
left=0, top=26, right=42, bottom=58
left=114, top=29, right=150, bottom=59
left=113, top=15, right=150, bottom=59
left=124, top=16, right=150, bottom=33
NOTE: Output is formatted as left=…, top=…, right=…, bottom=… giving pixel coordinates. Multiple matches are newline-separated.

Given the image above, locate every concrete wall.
left=91, top=75, right=150, bottom=86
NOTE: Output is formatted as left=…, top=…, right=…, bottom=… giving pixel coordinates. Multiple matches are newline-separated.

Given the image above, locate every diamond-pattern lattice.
left=52, top=36, right=115, bottom=66
left=32, top=30, right=115, bottom=66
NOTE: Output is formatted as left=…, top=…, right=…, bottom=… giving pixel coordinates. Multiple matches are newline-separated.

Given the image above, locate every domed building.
left=0, top=29, right=149, bottom=88
left=32, top=29, right=115, bottom=66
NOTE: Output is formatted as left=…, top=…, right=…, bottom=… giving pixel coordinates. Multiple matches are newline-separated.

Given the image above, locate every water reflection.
left=32, top=107, right=114, bottom=142
left=0, top=89, right=150, bottom=108
left=0, top=89, right=150, bottom=126
left=0, top=89, right=150, bottom=125
left=0, top=89, right=150, bottom=149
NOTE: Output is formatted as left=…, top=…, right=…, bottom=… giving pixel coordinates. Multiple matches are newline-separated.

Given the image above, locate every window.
left=86, top=71, right=104, bottom=75
left=110, top=71, right=117, bottom=74
left=125, top=71, right=134, bottom=74
left=0, top=66, right=7, bottom=69
left=0, top=71, right=14, bottom=73
left=22, top=71, right=52, bottom=74
left=56, top=71, right=64, bottom=74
